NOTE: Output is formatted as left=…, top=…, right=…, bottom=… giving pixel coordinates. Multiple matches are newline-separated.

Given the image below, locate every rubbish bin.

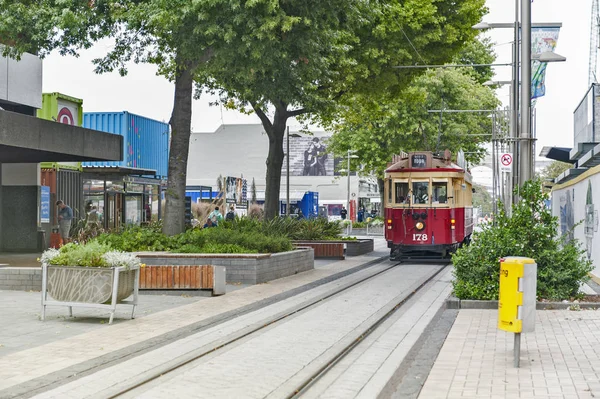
left=37, top=230, right=47, bottom=252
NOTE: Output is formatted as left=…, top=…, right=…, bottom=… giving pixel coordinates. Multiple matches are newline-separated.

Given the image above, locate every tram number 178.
left=412, top=233, right=428, bottom=241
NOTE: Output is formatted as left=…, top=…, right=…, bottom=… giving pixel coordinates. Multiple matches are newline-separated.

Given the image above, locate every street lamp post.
left=346, top=150, right=359, bottom=219
left=285, top=127, right=301, bottom=217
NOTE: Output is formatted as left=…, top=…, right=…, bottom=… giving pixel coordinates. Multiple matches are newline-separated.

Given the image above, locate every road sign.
left=500, top=153, right=513, bottom=172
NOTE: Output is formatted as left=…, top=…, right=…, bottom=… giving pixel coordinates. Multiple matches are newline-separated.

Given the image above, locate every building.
left=0, top=48, right=122, bottom=252
left=186, top=124, right=381, bottom=219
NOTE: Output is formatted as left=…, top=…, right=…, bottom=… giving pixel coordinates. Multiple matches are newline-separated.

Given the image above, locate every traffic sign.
left=500, top=153, right=513, bottom=172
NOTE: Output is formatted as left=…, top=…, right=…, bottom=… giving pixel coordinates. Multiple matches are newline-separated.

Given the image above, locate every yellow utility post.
left=498, top=257, right=537, bottom=368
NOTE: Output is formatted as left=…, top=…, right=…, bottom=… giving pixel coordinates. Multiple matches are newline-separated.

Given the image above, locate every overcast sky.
left=42, top=0, right=589, bottom=156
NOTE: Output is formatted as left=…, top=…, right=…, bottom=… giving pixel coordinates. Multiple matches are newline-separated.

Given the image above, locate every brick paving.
left=419, top=309, right=600, bottom=399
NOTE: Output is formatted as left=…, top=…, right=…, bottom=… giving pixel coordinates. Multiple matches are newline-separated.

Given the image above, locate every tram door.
left=105, top=192, right=123, bottom=230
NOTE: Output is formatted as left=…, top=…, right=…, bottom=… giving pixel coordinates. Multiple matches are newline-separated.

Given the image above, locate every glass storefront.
left=83, top=176, right=163, bottom=230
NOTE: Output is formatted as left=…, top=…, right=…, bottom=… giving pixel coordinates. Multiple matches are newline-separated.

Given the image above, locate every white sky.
left=42, top=0, right=590, bottom=155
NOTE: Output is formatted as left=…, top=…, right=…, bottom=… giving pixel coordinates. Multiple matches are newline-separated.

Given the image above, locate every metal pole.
left=514, top=332, right=521, bottom=368
left=519, top=0, right=532, bottom=187
left=507, top=84, right=514, bottom=214
left=347, top=149, right=351, bottom=215
left=512, top=0, right=520, bottom=202
left=286, top=126, right=290, bottom=217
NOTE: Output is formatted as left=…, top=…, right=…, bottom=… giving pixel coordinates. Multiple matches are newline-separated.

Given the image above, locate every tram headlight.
left=415, top=221, right=425, bottom=231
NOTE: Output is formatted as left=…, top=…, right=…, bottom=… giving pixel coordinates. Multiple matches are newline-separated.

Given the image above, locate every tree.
left=539, top=161, right=572, bottom=182
left=0, top=0, right=225, bottom=235
left=251, top=178, right=257, bottom=204
left=199, top=0, right=487, bottom=219
left=472, top=183, right=493, bottom=216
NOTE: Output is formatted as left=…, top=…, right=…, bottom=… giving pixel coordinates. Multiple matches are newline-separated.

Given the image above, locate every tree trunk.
left=162, top=63, right=194, bottom=236
left=263, top=108, right=288, bottom=220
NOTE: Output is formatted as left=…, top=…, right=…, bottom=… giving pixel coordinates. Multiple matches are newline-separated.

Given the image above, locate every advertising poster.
left=40, top=186, right=50, bottom=223
left=225, top=177, right=248, bottom=207
left=285, top=136, right=355, bottom=176
left=531, top=27, right=561, bottom=100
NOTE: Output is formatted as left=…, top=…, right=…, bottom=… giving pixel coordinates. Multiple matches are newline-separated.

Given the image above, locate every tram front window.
left=395, top=182, right=409, bottom=204
left=432, top=181, right=448, bottom=204
left=412, top=181, right=429, bottom=204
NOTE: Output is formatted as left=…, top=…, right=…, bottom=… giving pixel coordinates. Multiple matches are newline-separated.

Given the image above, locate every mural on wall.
left=286, top=136, right=356, bottom=177
left=585, top=181, right=595, bottom=259
left=560, top=189, right=574, bottom=242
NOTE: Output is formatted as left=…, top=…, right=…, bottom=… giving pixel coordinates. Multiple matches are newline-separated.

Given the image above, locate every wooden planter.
left=41, top=264, right=140, bottom=324
left=139, top=265, right=225, bottom=295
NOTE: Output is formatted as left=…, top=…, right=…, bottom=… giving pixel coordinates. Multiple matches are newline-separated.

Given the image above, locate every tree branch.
left=251, top=102, right=273, bottom=131
left=287, top=108, right=307, bottom=118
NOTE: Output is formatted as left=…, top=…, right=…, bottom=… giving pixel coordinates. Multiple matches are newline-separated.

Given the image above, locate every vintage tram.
left=384, top=151, right=474, bottom=261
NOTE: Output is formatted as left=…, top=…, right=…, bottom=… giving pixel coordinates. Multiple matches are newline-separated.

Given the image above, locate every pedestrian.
left=297, top=209, right=304, bottom=219
left=203, top=218, right=216, bottom=228
left=56, top=200, right=73, bottom=244
left=340, top=206, right=348, bottom=220
left=208, top=206, right=224, bottom=225
left=226, top=205, right=235, bottom=221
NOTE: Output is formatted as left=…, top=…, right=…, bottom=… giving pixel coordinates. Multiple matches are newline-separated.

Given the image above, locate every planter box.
left=139, top=265, right=225, bottom=295
left=293, top=239, right=374, bottom=258
left=293, top=242, right=345, bottom=259
left=135, top=249, right=313, bottom=285
left=41, top=264, right=140, bottom=324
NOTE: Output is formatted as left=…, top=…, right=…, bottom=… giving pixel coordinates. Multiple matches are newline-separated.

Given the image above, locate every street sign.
left=500, top=153, right=513, bottom=172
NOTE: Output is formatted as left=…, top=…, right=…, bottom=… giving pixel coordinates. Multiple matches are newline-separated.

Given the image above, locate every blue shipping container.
left=82, top=112, right=170, bottom=178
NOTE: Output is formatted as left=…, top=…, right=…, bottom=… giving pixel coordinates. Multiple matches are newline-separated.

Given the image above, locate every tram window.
left=395, top=182, right=409, bottom=203
left=412, top=181, right=429, bottom=204
left=432, top=181, right=448, bottom=204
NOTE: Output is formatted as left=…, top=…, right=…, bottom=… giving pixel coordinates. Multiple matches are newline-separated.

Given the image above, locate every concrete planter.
left=136, top=249, right=313, bottom=285
left=41, top=264, right=140, bottom=324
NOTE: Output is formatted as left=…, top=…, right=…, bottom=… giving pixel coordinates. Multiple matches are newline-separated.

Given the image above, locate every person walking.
left=56, top=200, right=73, bottom=244
left=340, top=206, right=348, bottom=220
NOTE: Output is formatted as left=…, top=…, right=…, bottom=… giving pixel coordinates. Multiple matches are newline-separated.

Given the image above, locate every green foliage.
left=97, top=226, right=171, bottom=252
left=452, top=180, right=593, bottom=301
left=48, top=241, right=112, bottom=267
left=538, top=161, right=572, bottom=182
left=472, top=183, right=493, bottom=217
left=326, top=36, right=499, bottom=178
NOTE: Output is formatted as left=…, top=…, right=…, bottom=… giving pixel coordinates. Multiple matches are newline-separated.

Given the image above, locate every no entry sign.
left=500, top=153, right=513, bottom=172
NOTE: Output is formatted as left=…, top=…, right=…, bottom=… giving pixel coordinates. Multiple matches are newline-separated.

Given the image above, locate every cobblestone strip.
left=116, top=265, right=437, bottom=398
left=418, top=309, right=600, bottom=398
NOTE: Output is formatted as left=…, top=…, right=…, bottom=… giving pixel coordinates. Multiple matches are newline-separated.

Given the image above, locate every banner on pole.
left=531, top=27, right=561, bottom=100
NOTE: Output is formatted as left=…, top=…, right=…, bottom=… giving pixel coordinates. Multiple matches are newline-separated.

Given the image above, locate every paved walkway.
left=419, top=308, right=600, bottom=399
left=0, top=239, right=390, bottom=397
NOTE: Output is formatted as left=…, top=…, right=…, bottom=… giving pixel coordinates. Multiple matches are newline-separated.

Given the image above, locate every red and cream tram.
left=384, top=151, right=474, bottom=260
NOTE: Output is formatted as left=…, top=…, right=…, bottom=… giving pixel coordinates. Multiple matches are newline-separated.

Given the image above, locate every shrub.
left=40, top=241, right=141, bottom=269
left=97, top=226, right=171, bottom=252
left=452, top=180, right=593, bottom=301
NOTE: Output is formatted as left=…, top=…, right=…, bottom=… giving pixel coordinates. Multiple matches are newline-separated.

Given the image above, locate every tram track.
left=108, top=260, right=408, bottom=399
left=31, top=259, right=450, bottom=399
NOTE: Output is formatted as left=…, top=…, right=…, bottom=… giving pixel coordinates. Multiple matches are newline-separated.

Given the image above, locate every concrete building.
left=0, top=49, right=122, bottom=252
left=187, top=124, right=381, bottom=218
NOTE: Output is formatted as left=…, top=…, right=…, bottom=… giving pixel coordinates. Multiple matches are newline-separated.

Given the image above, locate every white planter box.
left=41, top=264, right=140, bottom=324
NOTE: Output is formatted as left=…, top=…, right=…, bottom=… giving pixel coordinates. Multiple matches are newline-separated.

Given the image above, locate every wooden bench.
left=293, top=242, right=345, bottom=259
left=139, top=265, right=225, bottom=295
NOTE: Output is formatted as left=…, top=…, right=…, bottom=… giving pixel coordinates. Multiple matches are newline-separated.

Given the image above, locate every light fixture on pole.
left=285, top=127, right=302, bottom=217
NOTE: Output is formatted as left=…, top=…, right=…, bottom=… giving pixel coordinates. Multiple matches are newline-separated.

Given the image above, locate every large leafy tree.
left=200, top=0, right=487, bottom=219
left=0, top=0, right=221, bottom=235
left=325, top=37, right=499, bottom=193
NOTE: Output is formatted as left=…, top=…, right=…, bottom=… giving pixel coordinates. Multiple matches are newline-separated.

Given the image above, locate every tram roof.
left=385, top=156, right=465, bottom=173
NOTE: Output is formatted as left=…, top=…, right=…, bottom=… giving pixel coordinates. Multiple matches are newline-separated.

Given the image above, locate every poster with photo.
left=286, top=136, right=355, bottom=176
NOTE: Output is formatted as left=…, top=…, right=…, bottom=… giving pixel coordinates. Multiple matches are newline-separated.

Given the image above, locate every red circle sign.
left=501, top=154, right=512, bottom=166
left=57, top=107, right=75, bottom=125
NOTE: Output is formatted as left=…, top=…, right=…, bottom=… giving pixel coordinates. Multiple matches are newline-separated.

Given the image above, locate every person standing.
left=56, top=200, right=73, bottom=244
left=226, top=205, right=235, bottom=221
left=340, top=206, right=348, bottom=220
left=208, top=206, right=224, bottom=225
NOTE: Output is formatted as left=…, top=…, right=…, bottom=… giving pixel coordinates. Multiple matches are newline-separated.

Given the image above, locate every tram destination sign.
left=411, top=154, right=428, bottom=168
